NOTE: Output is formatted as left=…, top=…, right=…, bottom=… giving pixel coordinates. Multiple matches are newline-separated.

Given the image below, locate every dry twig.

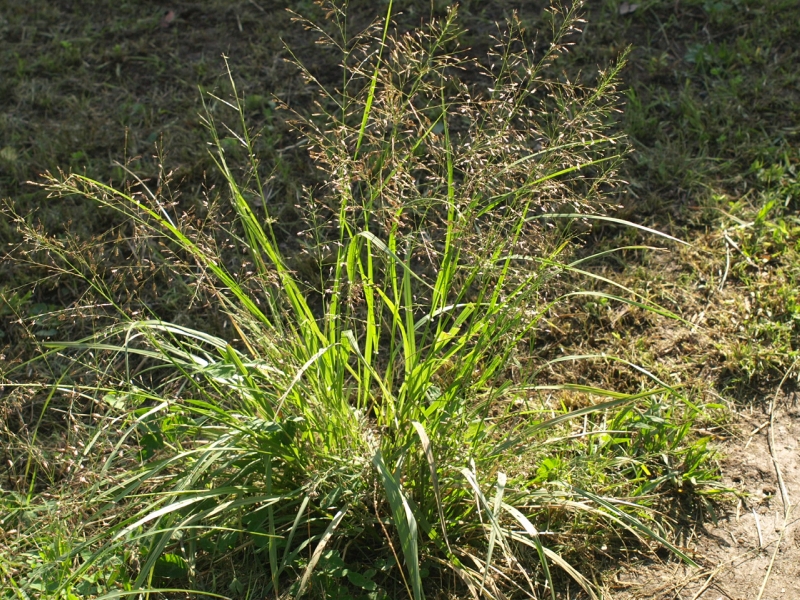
left=755, top=359, right=798, bottom=600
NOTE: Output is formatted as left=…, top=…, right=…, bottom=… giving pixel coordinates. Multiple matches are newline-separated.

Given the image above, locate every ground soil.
left=612, top=392, right=800, bottom=600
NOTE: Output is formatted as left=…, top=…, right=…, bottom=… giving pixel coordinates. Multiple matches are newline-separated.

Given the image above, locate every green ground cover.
left=1, top=0, right=798, bottom=598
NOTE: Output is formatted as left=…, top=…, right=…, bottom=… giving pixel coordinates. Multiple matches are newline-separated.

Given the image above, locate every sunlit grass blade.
left=411, top=421, right=452, bottom=555
left=560, top=290, right=688, bottom=324
left=275, top=344, right=334, bottom=415
left=95, top=590, right=231, bottom=600
left=492, top=386, right=672, bottom=456
left=373, top=451, right=424, bottom=600
left=295, top=505, right=349, bottom=599
left=483, top=472, right=507, bottom=595
left=354, top=0, right=393, bottom=158
left=279, top=495, right=311, bottom=580
left=501, top=503, right=559, bottom=600
left=459, top=467, right=511, bottom=597
left=572, top=487, right=698, bottom=567
left=537, top=353, right=701, bottom=411
left=527, top=213, right=689, bottom=245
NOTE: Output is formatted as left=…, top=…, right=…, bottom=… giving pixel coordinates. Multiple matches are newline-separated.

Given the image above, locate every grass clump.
left=2, top=3, right=722, bottom=598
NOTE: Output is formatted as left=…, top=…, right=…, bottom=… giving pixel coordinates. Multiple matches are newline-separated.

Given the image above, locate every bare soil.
left=613, top=392, right=800, bottom=600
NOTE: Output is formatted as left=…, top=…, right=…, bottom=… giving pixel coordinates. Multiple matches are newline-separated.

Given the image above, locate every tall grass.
left=3, top=2, right=716, bottom=598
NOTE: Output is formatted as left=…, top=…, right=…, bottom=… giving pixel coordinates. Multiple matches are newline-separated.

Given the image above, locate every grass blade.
left=482, top=472, right=507, bottom=595
left=527, top=213, right=689, bottom=245
left=373, top=451, right=424, bottom=600
left=502, top=503, right=559, bottom=600
left=459, top=467, right=510, bottom=597
left=354, top=0, right=393, bottom=158
left=295, top=505, right=349, bottom=599
left=572, top=487, right=698, bottom=567
left=411, top=421, right=452, bottom=555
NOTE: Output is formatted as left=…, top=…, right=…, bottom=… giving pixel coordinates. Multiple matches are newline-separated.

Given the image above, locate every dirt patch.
left=613, top=391, right=800, bottom=600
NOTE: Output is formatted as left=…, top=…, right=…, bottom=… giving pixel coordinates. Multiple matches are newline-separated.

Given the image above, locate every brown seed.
left=160, top=9, right=176, bottom=29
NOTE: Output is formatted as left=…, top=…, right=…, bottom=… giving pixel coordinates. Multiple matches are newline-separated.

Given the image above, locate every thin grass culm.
left=20, top=2, right=709, bottom=598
